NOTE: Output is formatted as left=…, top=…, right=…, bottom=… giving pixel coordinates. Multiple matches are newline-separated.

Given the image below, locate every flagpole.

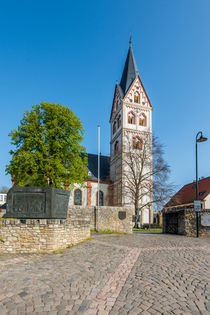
left=97, top=125, right=100, bottom=232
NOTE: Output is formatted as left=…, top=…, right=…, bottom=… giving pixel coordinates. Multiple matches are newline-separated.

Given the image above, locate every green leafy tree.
left=6, top=102, right=88, bottom=188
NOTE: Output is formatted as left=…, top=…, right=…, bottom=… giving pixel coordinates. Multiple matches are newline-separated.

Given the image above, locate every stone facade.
left=163, top=208, right=210, bottom=237
left=68, top=206, right=133, bottom=234
left=185, top=209, right=210, bottom=237
left=0, top=206, right=91, bottom=253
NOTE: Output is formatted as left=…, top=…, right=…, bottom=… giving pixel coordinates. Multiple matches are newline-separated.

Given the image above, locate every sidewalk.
left=0, top=233, right=209, bottom=314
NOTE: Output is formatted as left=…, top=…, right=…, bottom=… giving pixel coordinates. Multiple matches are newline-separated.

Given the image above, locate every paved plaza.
left=0, top=233, right=210, bottom=315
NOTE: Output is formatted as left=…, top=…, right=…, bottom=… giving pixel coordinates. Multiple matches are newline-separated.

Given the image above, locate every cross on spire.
left=119, top=37, right=138, bottom=95
left=129, top=33, right=132, bottom=47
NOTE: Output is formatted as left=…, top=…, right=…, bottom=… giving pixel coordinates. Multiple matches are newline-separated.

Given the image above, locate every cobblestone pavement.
left=0, top=233, right=209, bottom=315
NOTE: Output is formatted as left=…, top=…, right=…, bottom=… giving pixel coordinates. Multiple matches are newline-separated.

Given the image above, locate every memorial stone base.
left=0, top=207, right=91, bottom=253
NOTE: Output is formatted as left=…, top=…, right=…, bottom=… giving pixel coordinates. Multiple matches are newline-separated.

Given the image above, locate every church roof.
left=120, top=43, right=139, bottom=96
left=87, top=153, right=110, bottom=181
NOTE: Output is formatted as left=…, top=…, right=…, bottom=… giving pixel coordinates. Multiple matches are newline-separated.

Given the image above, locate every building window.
left=128, top=111, right=135, bottom=124
left=114, top=141, right=119, bottom=154
left=132, top=136, right=143, bottom=150
left=113, top=121, right=117, bottom=134
left=117, top=115, right=121, bottom=128
left=0, top=195, right=3, bottom=202
left=74, top=189, right=82, bottom=205
left=96, top=191, right=104, bottom=206
left=3, top=195, right=7, bottom=202
left=139, top=113, right=146, bottom=126
left=134, top=93, right=140, bottom=104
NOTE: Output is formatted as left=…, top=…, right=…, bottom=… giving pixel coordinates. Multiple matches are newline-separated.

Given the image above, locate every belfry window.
left=113, top=121, right=117, bottom=134
left=139, top=113, right=146, bottom=126
left=134, top=93, right=140, bottom=104
left=114, top=141, right=119, bottom=154
left=117, top=115, right=121, bottom=128
left=128, top=111, right=135, bottom=124
left=132, top=136, right=143, bottom=150
left=96, top=191, right=104, bottom=206
left=74, top=189, right=82, bottom=205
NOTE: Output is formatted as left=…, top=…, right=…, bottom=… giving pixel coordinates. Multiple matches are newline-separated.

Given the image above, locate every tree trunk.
left=134, top=197, right=139, bottom=228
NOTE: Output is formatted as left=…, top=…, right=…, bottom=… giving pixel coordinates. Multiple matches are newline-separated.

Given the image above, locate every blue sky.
left=0, top=0, right=210, bottom=191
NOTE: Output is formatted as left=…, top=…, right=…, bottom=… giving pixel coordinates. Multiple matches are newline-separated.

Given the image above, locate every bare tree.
left=122, top=133, right=174, bottom=227
left=0, top=186, right=10, bottom=193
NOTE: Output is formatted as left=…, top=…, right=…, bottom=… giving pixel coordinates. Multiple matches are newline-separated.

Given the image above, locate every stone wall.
left=68, top=205, right=133, bottom=234
left=163, top=208, right=210, bottom=237
left=185, top=209, right=210, bottom=237
left=0, top=207, right=91, bottom=253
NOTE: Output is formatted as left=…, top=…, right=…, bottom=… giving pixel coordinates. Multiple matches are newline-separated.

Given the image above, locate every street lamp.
left=195, top=131, right=208, bottom=238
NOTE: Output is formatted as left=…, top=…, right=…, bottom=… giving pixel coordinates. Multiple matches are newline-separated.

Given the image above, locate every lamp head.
left=197, top=134, right=208, bottom=143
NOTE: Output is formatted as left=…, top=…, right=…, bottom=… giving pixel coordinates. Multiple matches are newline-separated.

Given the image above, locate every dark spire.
left=120, top=40, right=138, bottom=96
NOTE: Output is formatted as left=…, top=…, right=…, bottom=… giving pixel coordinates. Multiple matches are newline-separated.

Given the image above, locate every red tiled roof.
left=165, top=177, right=210, bottom=208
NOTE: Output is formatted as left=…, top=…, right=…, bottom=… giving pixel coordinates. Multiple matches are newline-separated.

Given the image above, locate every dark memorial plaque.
left=13, top=192, right=46, bottom=216
left=5, top=187, right=70, bottom=219
left=118, top=211, right=126, bottom=220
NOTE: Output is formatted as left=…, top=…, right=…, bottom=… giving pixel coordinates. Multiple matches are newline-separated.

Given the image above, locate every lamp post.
left=195, top=131, right=208, bottom=238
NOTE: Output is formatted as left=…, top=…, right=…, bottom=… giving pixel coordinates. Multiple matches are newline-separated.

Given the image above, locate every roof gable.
left=124, top=75, right=152, bottom=108
left=110, top=84, right=123, bottom=122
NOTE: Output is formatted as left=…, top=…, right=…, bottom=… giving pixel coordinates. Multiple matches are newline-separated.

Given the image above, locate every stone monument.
left=4, top=186, right=70, bottom=219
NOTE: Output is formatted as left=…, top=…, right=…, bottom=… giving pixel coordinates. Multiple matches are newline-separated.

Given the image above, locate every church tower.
left=110, top=40, right=153, bottom=223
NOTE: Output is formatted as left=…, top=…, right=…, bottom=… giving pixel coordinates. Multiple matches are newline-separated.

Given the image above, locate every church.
left=69, top=41, right=153, bottom=224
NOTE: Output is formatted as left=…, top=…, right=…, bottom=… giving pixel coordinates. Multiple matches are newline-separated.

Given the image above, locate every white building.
left=0, top=193, right=7, bottom=206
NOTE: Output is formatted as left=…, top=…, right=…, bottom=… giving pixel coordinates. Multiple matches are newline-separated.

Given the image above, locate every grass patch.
left=91, top=229, right=126, bottom=234
left=53, top=248, right=65, bottom=254
left=66, top=244, right=73, bottom=249
left=56, top=237, right=93, bottom=252
left=84, top=237, right=92, bottom=241
left=66, top=237, right=92, bottom=249
left=133, top=228, right=163, bottom=233
left=0, top=218, right=17, bottom=220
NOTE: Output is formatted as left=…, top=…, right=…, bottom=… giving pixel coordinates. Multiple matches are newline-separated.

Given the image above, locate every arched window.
left=74, top=189, right=82, bottom=205
left=114, top=141, right=119, bottom=154
left=96, top=191, right=104, bottom=206
left=113, top=121, right=117, bottom=134
left=139, top=113, right=147, bottom=126
left=134, top=92, right=140, bottom=104
left=128, top=111, right=135, bottom=124
left=117, top=115, right=121, bottom=128
left=132, top=136, right=143, bottom=150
